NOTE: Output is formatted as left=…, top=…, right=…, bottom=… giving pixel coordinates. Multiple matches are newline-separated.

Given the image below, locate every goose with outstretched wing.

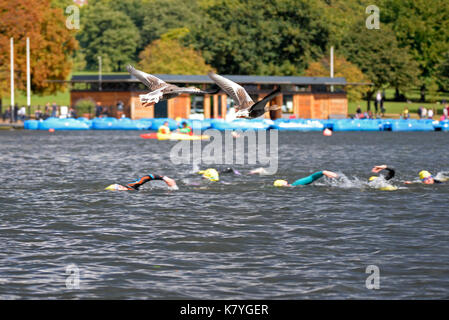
left=207, top=72, right=281, bottom=119
left=127, top=65, right=218, bottom=106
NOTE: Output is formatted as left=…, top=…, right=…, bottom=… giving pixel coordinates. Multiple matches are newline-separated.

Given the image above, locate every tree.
left=76, top=2, right=141, bottom=72
left=140, top=0, right=203, bottom=49
left=138, top=29, right=214, bottom=75
left=0, top=0, right=77, bottom=103
left=187, top=0, right=329, bottom=75
left=305, top=55, right=370, bottom=101
left=381, top=0, right=449, bottom=101
left=340, top=22, right=418, bottom=102
left=436, top=52, right=449, bottom=92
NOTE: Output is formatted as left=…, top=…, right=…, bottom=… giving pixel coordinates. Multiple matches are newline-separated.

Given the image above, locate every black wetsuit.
left=381, top=168, right=395, bottom=181
left=125, top=174, right=164, bottom=190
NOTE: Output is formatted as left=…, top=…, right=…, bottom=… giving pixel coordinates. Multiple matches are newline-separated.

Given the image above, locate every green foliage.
left=138, top=33, right=214, bottom=75
left=186, top=0, right=329, bottom=75
left=381, top=0, right=449, bottom=80
left=436, top=52, right=449, bottom=91
left=140, top=0, right=203, bottom=48
left=76, top=2, right=141, bottom=72
left=50, top=0, right=73, bottom=9
left=340, top=22, right=419, bottom=95
left=306, top=55, right=370, bottom=101
left=74, top=98, right=95, bottom=115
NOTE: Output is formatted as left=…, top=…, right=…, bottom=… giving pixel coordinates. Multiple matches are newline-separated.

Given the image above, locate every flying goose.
left=127, top=65, right=219, bottom=106
left=207, top=72, right=281, bottom=119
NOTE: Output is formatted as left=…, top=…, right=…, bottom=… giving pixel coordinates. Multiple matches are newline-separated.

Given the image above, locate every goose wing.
left=208, top=72, right=253, bottom=110
left=127, top=65, right=167, bottom=91
left=249, top=87, right=281, bottom=113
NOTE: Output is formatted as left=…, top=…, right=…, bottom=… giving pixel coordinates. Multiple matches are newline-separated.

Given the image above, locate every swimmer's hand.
left=372, top=165, right=387, bottom=173
left=404, top=181, right=413, bottom=184
left=249, top=168, right=267, bottom=175
left=162, top=176, right=178, bottom=189
left=323, top=170, right=338, bottom=179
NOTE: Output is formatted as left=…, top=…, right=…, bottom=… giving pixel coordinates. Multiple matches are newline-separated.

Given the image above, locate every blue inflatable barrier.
left=272, top=119, right=324, bottom=131
left=333, top=119, right=383, bottom=131
left=38, top=118, right=90, bottom=130
left=91, top=117, right=118, bottom=130
left=92, top=117, right=151, bottom=130
left=24, top=120, right=39, bottom=130
left=390, top=119, right=435, bottom=132
left=435, top=120, right=449, bottom=131
left=211, top=119, right=271, bottom=131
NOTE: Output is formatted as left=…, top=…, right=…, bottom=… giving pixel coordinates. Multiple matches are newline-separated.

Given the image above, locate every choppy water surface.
left=0, top=130, right=448, bottom=299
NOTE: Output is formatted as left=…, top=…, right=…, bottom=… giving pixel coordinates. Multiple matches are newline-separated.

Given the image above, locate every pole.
left=10, top=37, right=14, bottom=122
left=98, top=56, right=102, bottom=91
left=27, top=37, right=31, bottom=108
left=330, top=46, right=334, bottom=93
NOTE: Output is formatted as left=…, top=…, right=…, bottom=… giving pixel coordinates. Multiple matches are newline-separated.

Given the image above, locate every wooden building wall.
left=71, top=90, right=347, bottom=120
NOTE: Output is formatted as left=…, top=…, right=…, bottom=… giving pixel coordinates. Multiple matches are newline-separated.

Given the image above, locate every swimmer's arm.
left=126, top=174, right=167, bottom=190
left=372, top=165, right=395, bottom=180
left=383, top=168, right=395, bottom=180
left=291, top=171, right=324, bottom=186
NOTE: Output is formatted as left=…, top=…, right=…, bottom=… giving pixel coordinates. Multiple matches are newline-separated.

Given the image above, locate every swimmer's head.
left=419, top=170, right=434, bottom=184
left=105, top=184, right=129, bottom=191
left=198, top=168, right=219, bottom=182
left=273, top=179, right=289, bottom=187
left=368, top=176, right=379, bottom=182
left=221, top=167, right=241, bottom=175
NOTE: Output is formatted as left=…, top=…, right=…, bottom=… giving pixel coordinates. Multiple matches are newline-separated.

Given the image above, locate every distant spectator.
left=35, top=107, right=43, bottom=120
left=355, top=105, right=362, bottom=119
left=13, top=104, right=18, bottom=122
left=427, top=108, right=434, bottom=119
left=443, top=105, right=448, bottom=120
left=69, top=107, right=77, bottom=118
left=403, top=107, right=410, bottom=119
left=417, top=106, right=422, bottom=119
left=51, top=102, right=58, bottom=118
left=95, top=101, right=102, bottom=118
left=375, top=91, right=382, bottom=114
left=421, top=107, right=427, bottom=119
left=116, top=100, right=124, bottom=119
left=18, top=106, right=26, bottom=121
left=101, top=105, right=109, bottom=117
left=3, top=107, right=11, bottom=122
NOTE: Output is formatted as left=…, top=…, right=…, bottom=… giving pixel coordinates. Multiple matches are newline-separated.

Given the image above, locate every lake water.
left=0, top=130, right=448, bottom=299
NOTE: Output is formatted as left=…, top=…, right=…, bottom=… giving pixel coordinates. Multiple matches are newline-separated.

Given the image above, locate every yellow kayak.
left=140, top=132, right=210, bottom=140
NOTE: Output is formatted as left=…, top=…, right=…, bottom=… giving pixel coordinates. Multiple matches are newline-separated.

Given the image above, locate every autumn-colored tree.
left=0, top=0, right=77, bottom=104
left=305, top=55, right=370, bottom=101
left=138, top=30, right=214, bottom=75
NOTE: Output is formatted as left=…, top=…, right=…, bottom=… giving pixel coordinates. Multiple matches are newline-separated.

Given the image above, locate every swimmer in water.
left=273, top=170, right=338, bottom=187
left=404, top=170, right=446, bottom=185
left=368, top=165, right=398, bottom=191
left=368, top=165, right=395, bottom=182
left=105, top=174, right=177, bottom=191
left=197, top=167, right=241, bottom=182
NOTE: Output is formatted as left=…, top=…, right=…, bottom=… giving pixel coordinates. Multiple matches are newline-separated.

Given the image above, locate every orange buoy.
left=49, top=128, right=55, bottom=133
left=323, top=128, right=332, bottom=136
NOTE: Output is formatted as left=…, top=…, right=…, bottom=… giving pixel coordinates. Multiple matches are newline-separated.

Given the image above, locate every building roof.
left=70, top=74, right=348, bottom=86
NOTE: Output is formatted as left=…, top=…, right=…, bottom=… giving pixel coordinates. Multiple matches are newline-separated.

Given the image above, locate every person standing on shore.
left=95, top=101, right=102, bottom=118
left=51, top=102, right=58, bottom=118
